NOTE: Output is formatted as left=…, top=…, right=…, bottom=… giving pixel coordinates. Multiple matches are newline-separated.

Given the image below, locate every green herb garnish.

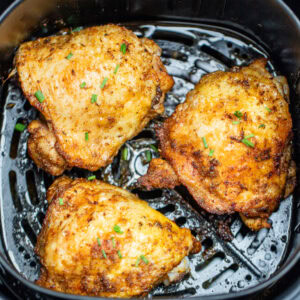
left=265, top=106, right=271, bottom=112
left=120, top=43, right=127, bottom=54
left=242, top=138, right=254, bottom=148
left=65, top=52, right=73, bottom=60
left=135, top=257, right=140, bottom=267
left=15, top=123, right=26, bottom=132
left=245, top=134, right=254, bottom=139
left=202, top=137, right=208, bottom=149
left=102, top=249, right=107, bottom=259
left=80, top=82, right=86, bottom=88
left=88, top=175, right=96, bottom=180
left=113, top=225, right=124, bottom=234
left=59, top=198, right=64, bottom=205
left=242, top=133, right=255, bottom=148
left=72, top=26, right=83, bottom=32
left=111, top=237, right=116, bottom=248
left=114, top=64, right=120, bottom=74
left=146, top=150, right=152, bottom=162
left=232, top=121, right=240, bottom=125
left=85, top=132, right=89, bottom=141
left=91, top=94, right=98, bottom=103
left=140, top=255, right=149, bottom=264
left=150, top=145, right=158, bottom=152
left=122, top=147, right=128, bottom=161
left=97, top=238, right=101, bottom=247
left=234, top=110, right=243, bottom=119
left=117, top=250, right=122, bottom=259
left=34, top=90, right=45, bottom=103
left=258, top=124, right=266, bottom=128
left=100, top=77, right=108, bottom=89
left=209, top=149, right=214, bottom=157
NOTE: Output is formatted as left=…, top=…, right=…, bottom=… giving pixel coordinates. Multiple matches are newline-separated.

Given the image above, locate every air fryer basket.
left=0, top=1, right=299, bottom=300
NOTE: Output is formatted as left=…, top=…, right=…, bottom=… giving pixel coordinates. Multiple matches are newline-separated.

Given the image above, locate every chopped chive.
left=245, top=134, right=254, bottom=139
left=113, top=225, right=124, bottom=234
left=117, top=250, right=122, bottom=258
left=80, top=82, right=86, bottom=88
left=59, top=198, right=64, bottom=205
left=120, top=43, right=127, bottom=54
left=111, top=237, right=116, bottom=248
left=209, top=149, right=214, bottom=157
left=34, top=90, right=45, bottom=103
left=97, top=238, right=101, bottom=247
left=259, top=124, right=266, bottom=128
left=85, top=132, right=89, bottom=141
left=135, top=257, right=140, bottom=267
left=72, top=26, right=83, bottom=32
left=122, top=147, right=128, bottom=161
left=15, top=123, right=26, bottom=132
left=232, top=121, right=240, bottom=125
left=265, top=106, right=271, bottom=112
left=114, top=64, right=120, bottom=74
left=234, top=110, right=243, bottom=119
left=91, top=94, right=98, bottom=103
left=65, top=52, right=73, bottom=60
left=88, top=175, right=96, bottom=180
left=140, top=255, right=149, bottom=265
left=146, top=150, right=152, bottom=162
left=102, top=249, right=107, bottom=259
left=150, top=145, right=158, bottom=152
left=100, top=77, right=108, bottom=89
left=242, top=138, right=254, bottom=148
left=202, top=137, right=208, bottom=149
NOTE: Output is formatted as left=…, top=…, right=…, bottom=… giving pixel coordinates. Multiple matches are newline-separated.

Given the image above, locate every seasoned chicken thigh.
left=15, top=25, right=173, bottom=175
left=35, top=177, right=201, bottom=297
left=139, top=59, right=295, bottom=231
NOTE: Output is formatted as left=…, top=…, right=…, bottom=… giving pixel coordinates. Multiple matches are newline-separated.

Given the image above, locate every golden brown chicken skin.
left=35, top=177, right=200, bottom=297
left=139, top=59, right=295, bottom=231
left=15, top=25, right=174, bottom=176
left=27, top=120, right=68, bottom=175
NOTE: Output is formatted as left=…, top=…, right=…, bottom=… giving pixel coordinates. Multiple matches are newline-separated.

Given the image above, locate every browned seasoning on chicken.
left=15, top=25, right=174, bottom=175
left=35, top=177, right=201, bottom=297
left=139, top=59, right=295, bottom=231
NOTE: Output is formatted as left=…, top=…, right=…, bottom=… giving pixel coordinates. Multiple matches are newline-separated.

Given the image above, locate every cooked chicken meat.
left=35, top=177, right=201, bottom=297
left=139, top=59, right=295, bottom=231
left=15, top=25, right=174, bottom=175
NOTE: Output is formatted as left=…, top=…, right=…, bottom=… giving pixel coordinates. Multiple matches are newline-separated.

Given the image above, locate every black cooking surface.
left=0, top=1, right=299, bottom=300
left=0, top=22, right=296, bottom=299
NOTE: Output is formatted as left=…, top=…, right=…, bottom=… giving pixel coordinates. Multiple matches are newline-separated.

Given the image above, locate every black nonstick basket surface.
left=0, top=1, right=299, bottom=300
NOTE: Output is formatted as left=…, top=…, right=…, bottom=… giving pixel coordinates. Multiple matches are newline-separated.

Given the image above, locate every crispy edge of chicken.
left=15, top=25, right=174, bottom=176
left=139, top=59, right=296, bottom=231
left=35, top=177, right=201, bottom=297
left=27, top=120, right=69, bottom=175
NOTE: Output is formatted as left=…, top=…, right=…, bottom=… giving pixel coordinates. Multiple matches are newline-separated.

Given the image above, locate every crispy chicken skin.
left=140, top=158, right=180, bottom=189
left=15, top=25, right=174, bottom=175
left=27, top=120, right=68, bottom=175
left=139, top=59, right=295, bottom=231
left=35, top=177, right=201, bottom=297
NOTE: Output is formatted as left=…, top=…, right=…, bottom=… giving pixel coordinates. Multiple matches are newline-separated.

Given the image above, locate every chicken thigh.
left=15, top=24, right=174, bottom=175
left=139, top=59, right=296, bottom=231
left=35, top=177, right=201, bottom=297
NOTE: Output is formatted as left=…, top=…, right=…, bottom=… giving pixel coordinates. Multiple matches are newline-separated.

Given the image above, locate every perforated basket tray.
left=0, top=20, right=299, bottom=300
left=0, top=0, right=299, bottom=299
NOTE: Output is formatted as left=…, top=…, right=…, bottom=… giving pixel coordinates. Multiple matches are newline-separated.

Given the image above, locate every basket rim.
left=0, top=0, right=299, bottom=299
